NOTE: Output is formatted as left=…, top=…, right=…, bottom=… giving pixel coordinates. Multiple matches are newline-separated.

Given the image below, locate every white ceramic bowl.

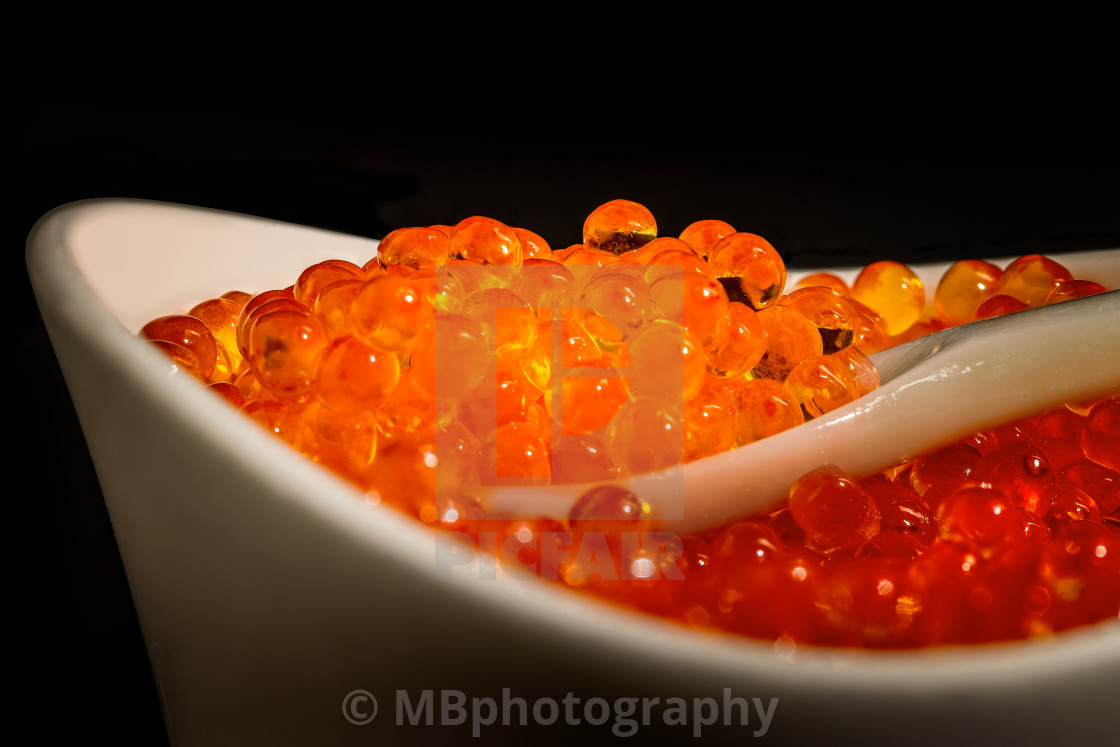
left=27, top=199, right=1120, bottom=746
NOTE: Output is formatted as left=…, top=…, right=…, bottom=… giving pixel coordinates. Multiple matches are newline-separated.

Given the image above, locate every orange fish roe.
left=850, top=260, right=926, bottom=336
left=143, top=199, right=1119, bottom=649
left=582, top=199, right=657, bottom=255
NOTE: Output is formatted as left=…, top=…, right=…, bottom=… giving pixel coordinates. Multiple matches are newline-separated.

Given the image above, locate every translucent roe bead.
left=706, top=233, right=786, bottom=310
left=373, top=368, right=436, bottom=444
left=560, top=245, right=619, bottom=268
left=728, top=378, right=805, bottom=445
left=577, top=271, right=651, bottom=335
left=683, top=377, right=738, bottom=460
left=646, top=249, right=713, bottom=279
left=636, top=236, right=700, bottom=264
left=785, top=354, right=861, bottom=418
left=625, top=320, right=704, bottom=402
left=292, top=260, right=365, bottom=307
left=780, top=286, right=860, bottom=354
left=936, top=484, right=1024, bottom=550
left=512, top=227, right=553, bottom=260
left=1046, top=279, right=1108, bottom=304
left=550, top=432, right=619, bottom=484
left=973, top=294, right=1029, bottom=320
left=934, top=259, right=1003, bottom=325
left=708, top=520, right=786, bottom=579
left=378, top=226, right=455, bottom=269
left=221, top=290, right=252, bottom=307
left=313, top=278, right=366, bottom=339
left=582, top=199, right=657, bottom=256
left=481, top=422, right=551, bottom=481
left=545, top=366, right=630, bottom=437
left=409, top=314, right=490, bottom=400
left=465, top=287, right=536, bottom=352
left=788, top=465, right=880, bottom=553
left=829, top=346, right=880, bottom=398
left=207, top=381, right=247, bottom=409
left=753, top=305, right=824, bottom=382
left=995, top=254, right=1073, bottom=307
left=450, top=216, right=524, bottom=265
left=300, top=401, right=379, bottom=482
left=981, top=441, right=1057, bottom=517
left=189, top=297, right=247, bottom=380
left=608, top=398, right=686, bottom=475
left=1082, top=397, right=1120, bottom=471
left=648, top=269, right=730, bottom=349
left=793, top=272, right=849, bottom=296
left=1045, top=485, right=1100, bottom=530
left=350, top=274, right=430, bottom=353
left=247, top=308, right=327, bottom=398
left=849, top=299, right=891, bottom=355
left=1040, top=521, right=1120, bottom=628
left=706, top=302, right=767, bottom=379
left=567, top=484, right=652, bottom=583
left=236, top=289, right=296, bottom=359
left=141, top=315, right=219, bottom=381
left=849, top=261, right=925, bottom=337
left=909, top=442, right=984, bottom=501
left=314, top=335, right=401, bottom=414
left=515, top=260, right=576, bottom=310
left=148, top=339, right=206, bottom=382
left=865, top=478, right=935, bottom=544
left=678, top=219, right=735, bottom=259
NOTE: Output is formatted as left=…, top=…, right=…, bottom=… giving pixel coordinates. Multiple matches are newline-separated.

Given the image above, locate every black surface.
left=14, top=105, right=1120, bottom=744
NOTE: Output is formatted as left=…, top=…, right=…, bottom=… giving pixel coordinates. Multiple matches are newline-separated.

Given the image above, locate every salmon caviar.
left=677, top=219, right=735, bottom=260
left=187, top=297, right=246, bottom=381
left=707, top=232, right=787, bottom=310
left=582, top=199, right=657, bottom=256
left=142, top=315, right=220, bottom=381
left=779, top=286, right=860, bottom=355
left=292, top=260, right=364, bottom=307
left=752, top=304, right=824, bottom=382
left=794, top=272, right=849, bottom=295
left=850, top=260, right=926, bottom=337
left=512, top=226, right=553, bottom=261
left=934, top=259, right=1003, bottom=325
left=974, top=294, right=1030, bottom=320
left=450, top=216, right=524, bottom=265
left=1047, top=279, right=1109, bottom=304
left=143, top=198, right=1118, bottom=650
left=996, top=253, right=1074, bottom=307
left=648, top=269, right=730, bottom=349
left=377, top=226, right=455, bottom=270
left=705, top=302, right=766, bottom=379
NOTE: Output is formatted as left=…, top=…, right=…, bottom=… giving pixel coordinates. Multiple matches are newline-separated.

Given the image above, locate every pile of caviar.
left=141, top=199, right=1119, bottom=649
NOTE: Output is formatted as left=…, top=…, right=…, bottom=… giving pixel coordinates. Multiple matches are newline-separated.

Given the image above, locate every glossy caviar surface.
left=142, top=199, right=1119, bottom=649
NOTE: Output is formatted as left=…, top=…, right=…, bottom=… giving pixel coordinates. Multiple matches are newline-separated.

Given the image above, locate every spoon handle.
left=482, top=291, right=1120, bottom=534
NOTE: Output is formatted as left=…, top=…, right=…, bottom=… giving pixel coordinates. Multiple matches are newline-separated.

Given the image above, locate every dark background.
left=14, top=105, right=1120, bottom=743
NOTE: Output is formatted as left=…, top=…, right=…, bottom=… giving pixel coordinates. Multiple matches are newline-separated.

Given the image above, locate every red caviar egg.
left=996, top=254, right=1073, bottom=307
left=450, top=216, right=524, bottom=265
left=582, top=199, right=657, bottom=256
left=707, top=232, right=786, bottom=310
left=142, top=315, right=219, bottom=381
left=850, top=261, right=925, bottom=337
